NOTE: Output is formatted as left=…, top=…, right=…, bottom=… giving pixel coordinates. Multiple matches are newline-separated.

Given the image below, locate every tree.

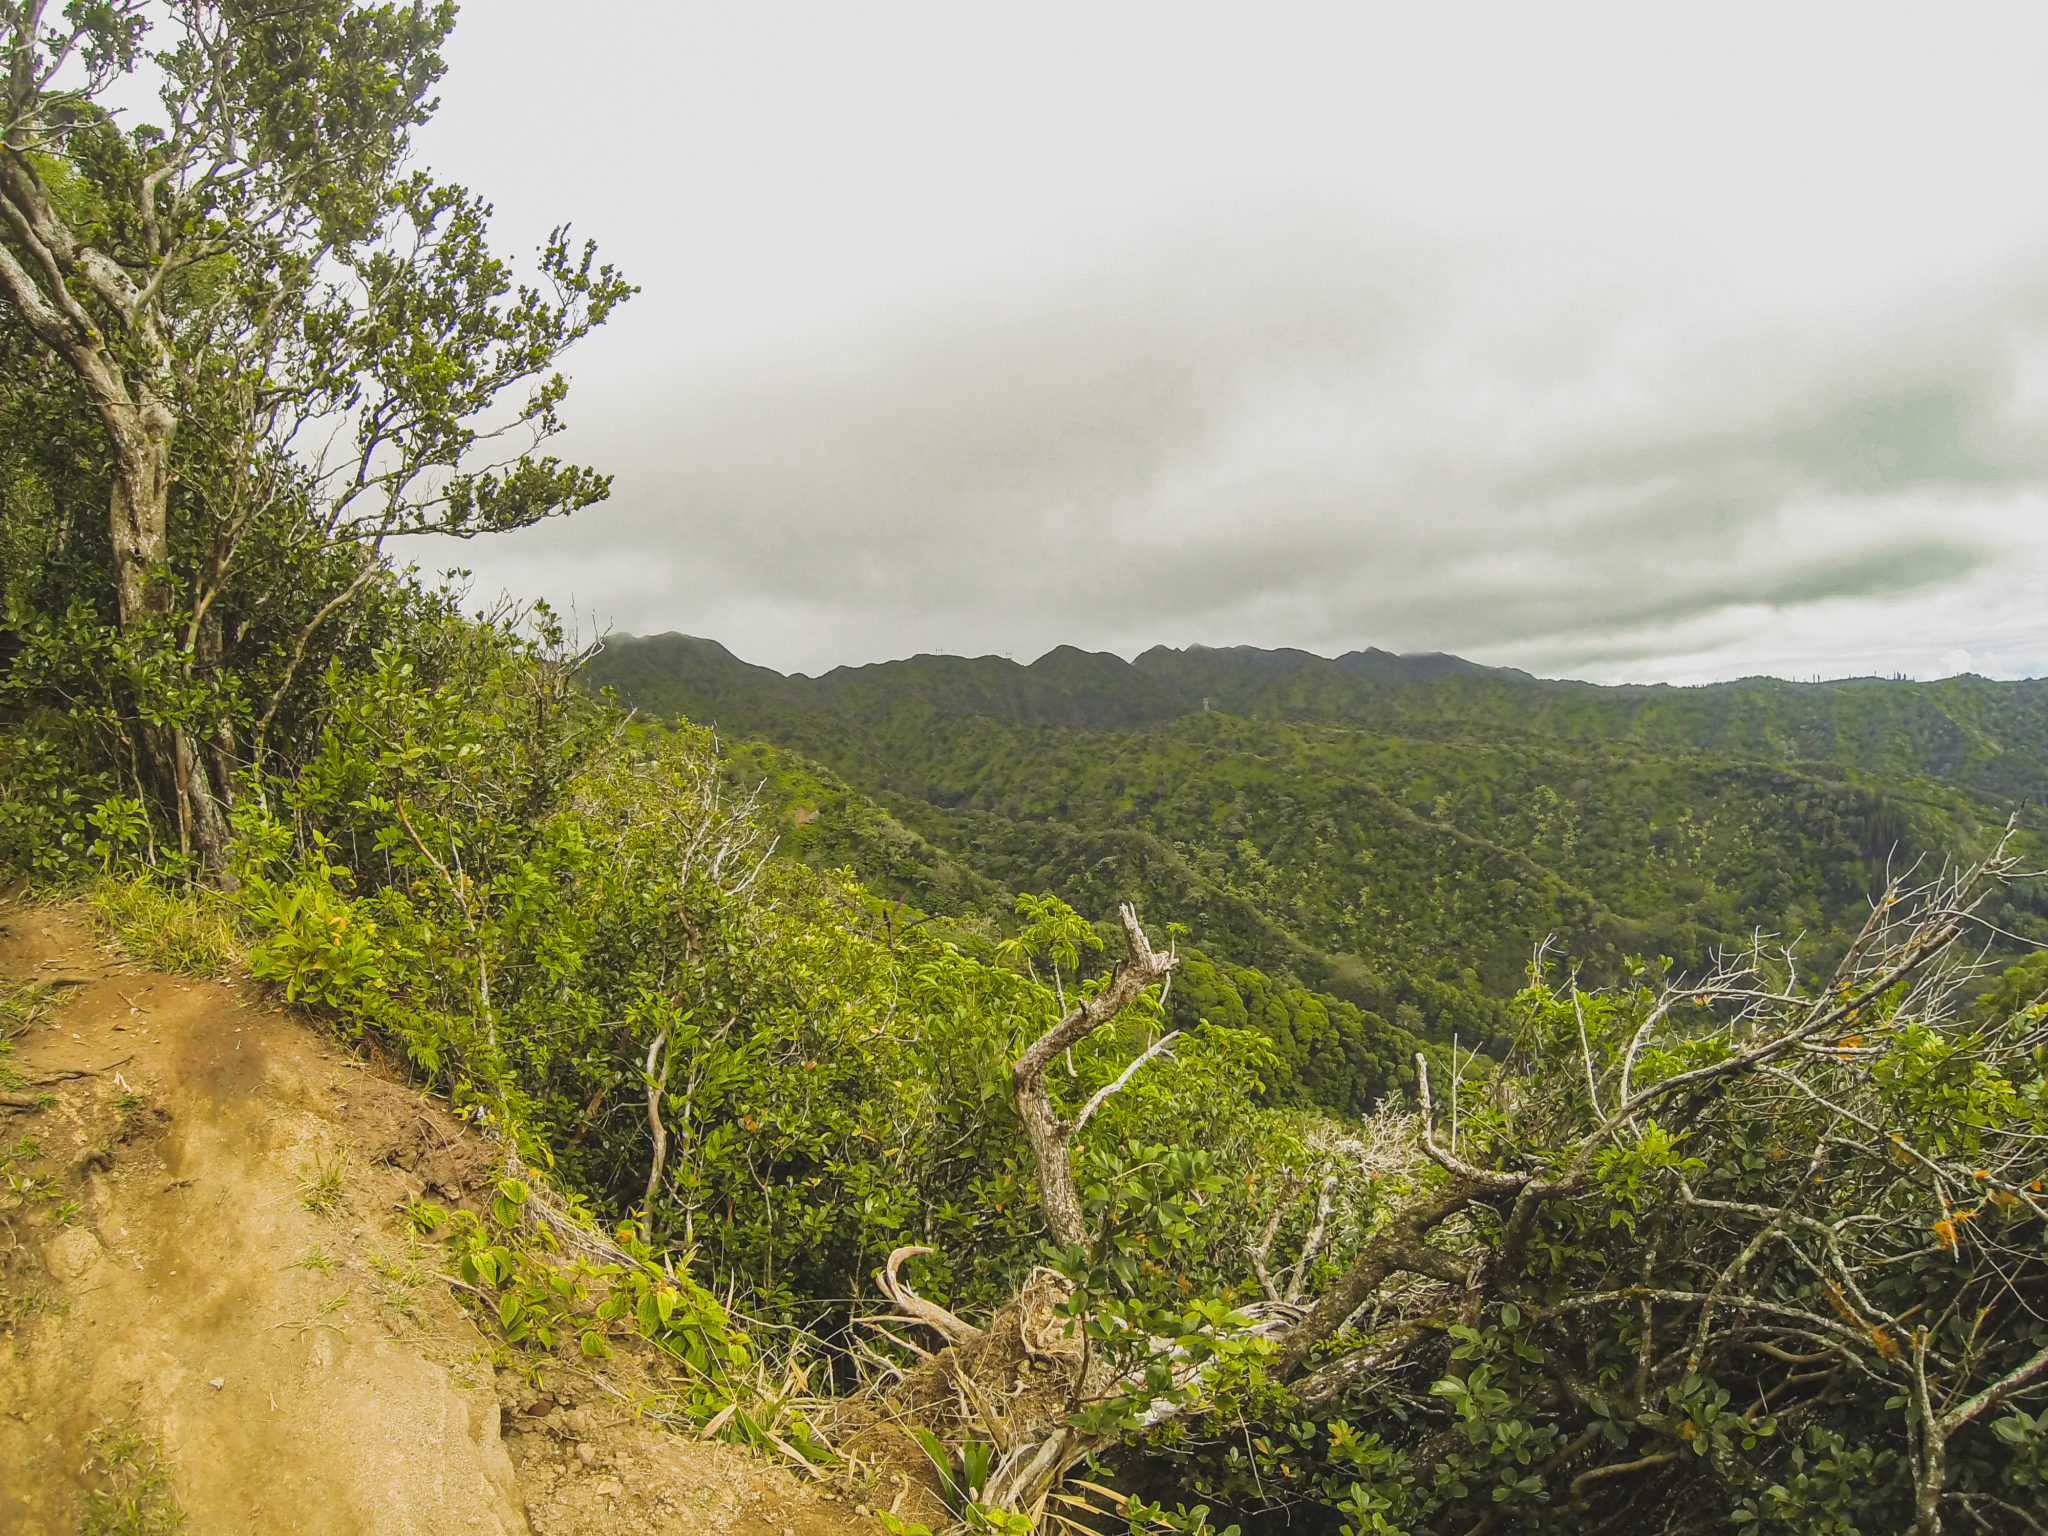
left=0, top=0, right=630, bottom=868
left=866, top=842, right=2048, bottom=1534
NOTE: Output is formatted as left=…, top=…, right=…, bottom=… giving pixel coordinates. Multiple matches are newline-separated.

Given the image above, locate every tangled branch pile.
left=852, top=847, right=2048, bottom=1536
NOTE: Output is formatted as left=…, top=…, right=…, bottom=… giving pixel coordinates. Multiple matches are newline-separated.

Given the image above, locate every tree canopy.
left=0, top=0, right=629, bottom=866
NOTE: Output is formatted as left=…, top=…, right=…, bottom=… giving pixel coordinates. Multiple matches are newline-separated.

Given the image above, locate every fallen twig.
left=32, top=1054, right=133, bottom=1084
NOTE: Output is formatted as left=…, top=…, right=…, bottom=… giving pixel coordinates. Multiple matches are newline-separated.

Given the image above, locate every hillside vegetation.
left=590, top=632, right=2048, bottom=802
left=590, top=635, right=2046, bottom=1097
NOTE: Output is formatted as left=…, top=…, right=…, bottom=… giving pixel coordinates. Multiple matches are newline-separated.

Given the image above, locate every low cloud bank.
left=418, top=213, right=2048, bottom=683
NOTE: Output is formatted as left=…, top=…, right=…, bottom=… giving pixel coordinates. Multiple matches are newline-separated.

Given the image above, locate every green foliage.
left=5, top=24, right=2044, bottom=1529
left=1974, top=949, right=2048, bottom=1020
left=907, top=1425, right=997, bottom=1516
left=590, top=639, right=2045, bottom=1108
left=36, top=598, right=2048, bottom=1535
left=589, top=633, right=2048, bottom=804
left=719, top=738, right=1003, bottom=923
left=1169, top=949, right=1433, bottom=1115
left=0, top=1, right=631, bottom=867
left=1134, top=894, right=2048, bottom=1532
left=0, top=982, right=56, bottom=1090
left=196, top=630, right=1300, bottom=1329
left=1048, top=1142, right=1273, bottom=1437
left=78, top=1423, right=186, bottom=1536
left=86, top=876, right=241, bottom=977
left=21, top=599, right=2046, bottom=1536
left=421, top=1179, right=752, bottom=1418
left=1992, top=1408, right=2048, bottom=1493
left=297, top=1144, right=349, bottom=1214
left=0, top=719, right=121, bottom=881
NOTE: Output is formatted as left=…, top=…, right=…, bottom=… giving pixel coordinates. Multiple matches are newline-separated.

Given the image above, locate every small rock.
left=209, top=1377, right=225, bottom=1390
left=575, top=1442, right=597, bottom=1466
left=43, top=1226, right=104, bottom=1280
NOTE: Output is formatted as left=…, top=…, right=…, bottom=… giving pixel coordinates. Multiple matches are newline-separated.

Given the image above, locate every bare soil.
left=0, top=904, right=879, bottom=1536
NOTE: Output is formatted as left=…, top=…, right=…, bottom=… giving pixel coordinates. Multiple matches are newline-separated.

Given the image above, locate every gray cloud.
left=426, top=211, right=2048, bottom=681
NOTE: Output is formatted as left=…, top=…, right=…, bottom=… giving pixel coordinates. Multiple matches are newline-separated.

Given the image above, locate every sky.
left=399, top=2, right=2048, bottom=683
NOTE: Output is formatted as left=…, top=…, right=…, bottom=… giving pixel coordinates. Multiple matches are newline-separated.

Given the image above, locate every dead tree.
left=866, top=837, right=2048, bottom=1531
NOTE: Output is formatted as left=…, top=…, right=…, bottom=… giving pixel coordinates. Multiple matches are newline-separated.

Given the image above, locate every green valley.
left=594, top=634, right=2047, bottom=1109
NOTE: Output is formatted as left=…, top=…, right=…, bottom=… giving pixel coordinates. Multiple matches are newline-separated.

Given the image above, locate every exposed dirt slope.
left=0, top=904, right=875, bottom=1536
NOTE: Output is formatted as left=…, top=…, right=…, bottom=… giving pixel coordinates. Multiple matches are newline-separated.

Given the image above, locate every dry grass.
left=299, top=1142, right=351, bottom=1213
left=87, top=877, right=241, bottom=978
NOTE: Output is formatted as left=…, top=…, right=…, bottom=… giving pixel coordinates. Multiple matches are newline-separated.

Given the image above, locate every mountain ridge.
left=590, top=632, right=2048, bottom=803
left=586, top=633, right=2047, bottom=1093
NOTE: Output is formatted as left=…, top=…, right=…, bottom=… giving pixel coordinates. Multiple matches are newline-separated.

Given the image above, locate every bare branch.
left=873, top=1245, right=983, bottom=1349
left=1416, top=1055, right=1533, bottom=1193
left=1069, top=1030, right=1180, bottom=1140
left=640, top=1028, right=669, bottom=1244
left=1939, top=1332, right=2048, bottom=1435
left=1011, top=904, right=1175, bottom=1250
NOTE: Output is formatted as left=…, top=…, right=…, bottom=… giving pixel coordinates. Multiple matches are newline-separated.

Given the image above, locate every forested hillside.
left=591, top=633, right=2047, bottom=1093
left=593, top=632, right=2048, bottom=801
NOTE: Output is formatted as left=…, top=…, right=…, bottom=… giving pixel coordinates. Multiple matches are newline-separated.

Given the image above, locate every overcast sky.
left=403, top=2, right=2048, bottom=683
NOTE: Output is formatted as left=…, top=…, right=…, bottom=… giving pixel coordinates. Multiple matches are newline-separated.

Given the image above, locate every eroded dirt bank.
left=0, top=904, right=874, bottom=1536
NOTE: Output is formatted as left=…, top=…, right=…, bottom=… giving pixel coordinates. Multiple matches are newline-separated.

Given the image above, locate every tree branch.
left=1272, top=1177, right=1475, bottom=1379
left=1069, top=1029, right=1180, bottom=1140
left=873, top=1245, right=983, bottom=1348
left=1011, top=904, right=1175, bottom=1251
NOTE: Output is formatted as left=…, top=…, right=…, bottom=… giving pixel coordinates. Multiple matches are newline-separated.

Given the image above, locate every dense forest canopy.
left=590, top=632, right=2048, bottom=803
left=4, top=10, right=2048, bottom=1535
left=589, top=635, right=2048, bottom=1106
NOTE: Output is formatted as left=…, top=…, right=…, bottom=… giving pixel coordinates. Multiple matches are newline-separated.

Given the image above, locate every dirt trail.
left=0, top=905, right=877, bottom=1536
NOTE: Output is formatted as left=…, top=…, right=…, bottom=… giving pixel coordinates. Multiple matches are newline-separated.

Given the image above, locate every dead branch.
left=30, top=1055, right=133, bottom=1083
left=1249, top=1172, right=1306, bottom=1303
left=1291, top=1327, right=1426, bottom=1409
left=1012, top=904, right=1176, bottom=1250
left=874, top=1245, right=983, bottom=1348
left=1272, top=1177, right=1477, bottom=1378
left=1069, top=1029, right=1180, bottom=1140
left=641, top=1028, right=669, bottom=1243
left=1285, top=1169, right=1342, bottom=1304
left=853, top=1318, right=937, bottom=1362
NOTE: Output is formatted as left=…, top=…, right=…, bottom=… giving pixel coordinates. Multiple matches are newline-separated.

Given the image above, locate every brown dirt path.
left=0, top=904, right=879, bottom=1536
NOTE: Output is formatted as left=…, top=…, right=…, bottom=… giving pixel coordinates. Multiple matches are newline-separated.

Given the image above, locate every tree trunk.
left=104, top=394, right=234, bottom=872
left=105, top=397, right=176, bottom=631
left=0, top=26, right=243, bottom=881
left=1010, top=906, right=1177, bottom=1252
